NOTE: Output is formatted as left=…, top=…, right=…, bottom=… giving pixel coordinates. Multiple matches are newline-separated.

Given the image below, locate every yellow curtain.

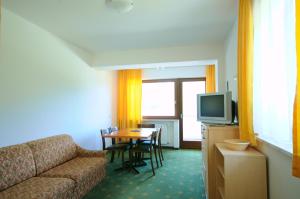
left=237, top=0, right=256, bottom=145
left=117, top=69, right=142, bottom=129
left=293, top=0, right=300, bottom=178
left=205, top=65, right=216, bottom=93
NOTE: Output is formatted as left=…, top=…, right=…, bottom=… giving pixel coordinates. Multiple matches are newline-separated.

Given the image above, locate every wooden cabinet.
left=201, top=123, right=239, bottom=199
left=215, top=143, right=267, bottom=199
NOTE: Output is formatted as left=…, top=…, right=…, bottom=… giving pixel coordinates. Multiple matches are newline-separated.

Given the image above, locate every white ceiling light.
left=105, top=0, right=133, bottom=13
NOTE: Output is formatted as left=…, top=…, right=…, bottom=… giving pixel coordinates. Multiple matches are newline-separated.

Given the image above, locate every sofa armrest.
left=76, top=145, right=107, bottom=158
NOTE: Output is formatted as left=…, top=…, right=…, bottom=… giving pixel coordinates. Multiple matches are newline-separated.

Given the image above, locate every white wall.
left=143, top=66, right=206, bottom=80
left=224, top=19, right=238, bottom=101
left=256, top=140, right=300, bottom=199
left=224, top=14, right=300, bottom=199
left=0, top=8, right=117, bottom=150
left=93, top=44, right=225, bottom=92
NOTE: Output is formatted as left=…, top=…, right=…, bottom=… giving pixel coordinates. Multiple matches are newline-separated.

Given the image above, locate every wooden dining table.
left=101, top=128, right=156, bottom=140
left=101, top=128, right=157, bottom=173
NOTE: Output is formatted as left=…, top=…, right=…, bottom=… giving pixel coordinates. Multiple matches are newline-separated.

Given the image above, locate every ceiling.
left=4, top=0, right=237, bottom=53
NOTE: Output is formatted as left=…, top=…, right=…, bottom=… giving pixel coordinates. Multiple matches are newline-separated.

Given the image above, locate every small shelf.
left=217, top=165, right=224, bottom=178
left=218, top=187, right=225, bottom=199
left=214, top=143, right=267, bottom=199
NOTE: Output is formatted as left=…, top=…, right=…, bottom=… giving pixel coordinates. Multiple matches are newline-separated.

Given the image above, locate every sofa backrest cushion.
left=26, top=134, right=77, bottom=175
left=0, top=144, right=36, bottom=191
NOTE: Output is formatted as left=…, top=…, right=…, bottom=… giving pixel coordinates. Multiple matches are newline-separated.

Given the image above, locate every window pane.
left=253, top=0, right=296, bottom=152
left=182, top=81, right=206, bottom=141
left=142, top=82, right=175, bottom=117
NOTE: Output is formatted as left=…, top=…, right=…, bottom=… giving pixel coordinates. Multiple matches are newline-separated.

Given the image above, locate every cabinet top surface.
left=202, top=123, right=239, bottom=129
left=215, top=143, right=265, bottom=157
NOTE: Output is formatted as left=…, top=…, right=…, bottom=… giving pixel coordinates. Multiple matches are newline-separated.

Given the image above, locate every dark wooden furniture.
left=101, top=128, right=155, bottom=173
left=100, top=129, right=129, bottom=164
left=108, top=126, right=118, bottom=133
left=138, top=123, right=155, bottom=144
left=137, top=123, right=155, bottom=128
left=141, top=127, right=163, bottom=167
left=130, top=131, right=158, bottom=175
left=108, top=126, right=130, bottom=158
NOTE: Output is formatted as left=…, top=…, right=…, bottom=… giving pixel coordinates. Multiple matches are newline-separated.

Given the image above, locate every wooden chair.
left=157, top=127, right=164, bottom=161
left=108, top=126, right=118, bottom=133
left=108, top=126, right=129, bottom=144
left=138, top=123, right=155, bottom=143
left=100, top=129, right=129, bottom=165
left=108, top=126, right=131, bottom=157
left=130, top=131, right=158, bottom=176
left=141, top=127, right=163, bottom=167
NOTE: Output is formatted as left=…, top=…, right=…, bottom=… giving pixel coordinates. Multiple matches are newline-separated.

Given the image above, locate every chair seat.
left=140, top=141, right=160, bottom=147
left=118, top=141, right=131, bottom=145
left=106, top=143, right=129, bottom=150
left=131, top=145, right=151, bottom=153
left=140, top=140, right=151, bottom=144
left=119, top=140, right=138, bottom=145
left=139, top=138, right=150, bottom=142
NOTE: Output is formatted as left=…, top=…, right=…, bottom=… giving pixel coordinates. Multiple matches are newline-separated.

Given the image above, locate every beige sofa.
left=0, top=134, right=107, bottom=199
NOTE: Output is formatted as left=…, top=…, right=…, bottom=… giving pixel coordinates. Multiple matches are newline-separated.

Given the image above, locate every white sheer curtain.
left=253, top=0, right=296, bottom=152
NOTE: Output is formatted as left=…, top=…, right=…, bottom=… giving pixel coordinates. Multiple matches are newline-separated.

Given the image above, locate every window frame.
left=142, top=78, right=206, bottom=120
left=142, top=79, right=179, bottom=119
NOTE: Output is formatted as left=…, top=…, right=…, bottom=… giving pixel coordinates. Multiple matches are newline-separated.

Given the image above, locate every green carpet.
left=83, top=149, right=206, bottom=199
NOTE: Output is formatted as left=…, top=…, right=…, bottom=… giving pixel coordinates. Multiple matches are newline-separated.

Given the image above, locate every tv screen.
left=200, top=95, right=224, bottom=117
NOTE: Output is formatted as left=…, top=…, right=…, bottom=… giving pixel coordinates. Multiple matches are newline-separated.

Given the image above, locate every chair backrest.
left=150, top=131, right=158, bottom=147
left=108, top=126, right=118, bottom=133
left=100, top=129, right=111, bottom=150
left=157, top=127, right=162, bottom=145
left=137, top=123, right=155, bottom=128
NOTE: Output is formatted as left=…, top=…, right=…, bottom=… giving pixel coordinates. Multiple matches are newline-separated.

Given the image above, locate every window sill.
left=256, top=136, right=292, bottom=158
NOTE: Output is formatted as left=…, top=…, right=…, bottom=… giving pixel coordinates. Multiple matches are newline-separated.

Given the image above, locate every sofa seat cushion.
left=40, top=157, right=106, bottom=199
left=0, top=177, right=75, bottom=199
left=0, top=144, right=36, bottom=191
left=27, top=134, right=77, bottom=175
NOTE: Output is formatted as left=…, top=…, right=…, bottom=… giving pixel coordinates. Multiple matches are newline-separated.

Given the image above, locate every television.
left=197, top=92, right=232, bottom=124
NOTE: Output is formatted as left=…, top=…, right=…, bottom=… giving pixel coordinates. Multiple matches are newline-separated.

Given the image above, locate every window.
left=142, top=81, right=177, bottom=118
left=253, top=0, right=297, bottom=152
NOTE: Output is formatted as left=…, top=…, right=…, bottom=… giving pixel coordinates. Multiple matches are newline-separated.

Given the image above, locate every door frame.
left=178, top=78, right=206, bottom=149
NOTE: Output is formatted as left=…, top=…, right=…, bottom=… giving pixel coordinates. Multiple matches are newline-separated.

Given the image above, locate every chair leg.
left=118, top=151, right=121, bottom=158
left=129, top=150, right=133, bottom=168
left=134, top=152, right=138, bottom=166
left=154, top=146, right=159, bottom=168
left=121, top=151, right=125, bottom=167
left=158, top=146, right=163, bottom=166
left=110, top=151, right=115, bottom=163
left=160, top=145, right=164, bottom=160
left=139, top=153, right=142, bottom=163
left=150, top=151, right=155, bottom=176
